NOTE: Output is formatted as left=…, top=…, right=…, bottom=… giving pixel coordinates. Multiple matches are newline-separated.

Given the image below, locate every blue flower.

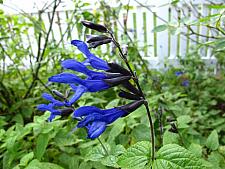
left=49, top=72, right=110, bottom=92
left=61, top=59, right=106, bottom=80
left=71, top=40, right=109, bottom=70
left=182, top=80, right=189, bottom=87
left=37, top=103, right=62, bottom=122
left=175, top=71, right=184, bottom=76
left=73, top=100, right=144, bottom=139
left=37, top=93, right=74, bottom=121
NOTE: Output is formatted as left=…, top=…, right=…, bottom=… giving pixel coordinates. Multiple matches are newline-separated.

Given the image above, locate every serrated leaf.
left=206, top=130, right=219, bottom=150
left=86, top=144, right=110, bottom=161
left=152, top=25, right=167, bottom=33
left=117, top=141, right=151, bottom=169
left=34, top=133, right=50, bottom=160
left=153, top=144, right=204, bottom=169
left=188, top=143, right=202, bottom=158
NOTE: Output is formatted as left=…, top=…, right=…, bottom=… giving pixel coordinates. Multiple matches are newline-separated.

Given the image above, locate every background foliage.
left=0, top=0, right=225, bottom=168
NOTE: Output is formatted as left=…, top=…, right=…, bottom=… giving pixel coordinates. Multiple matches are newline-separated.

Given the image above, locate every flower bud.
left=104, top=76, right=131, bottom=86
left=118, top=90, right=141, bottom=100
left=119, top=100, right=144, bottom=113
left=81, top=20, right=108, bottom=33
left=122, top=81, right=141, bottom=96
left=86, top=34, right=111, bottom=43
left=89, top=39, right=112, bottom=48
left=107, top=62, right=131, bottom=76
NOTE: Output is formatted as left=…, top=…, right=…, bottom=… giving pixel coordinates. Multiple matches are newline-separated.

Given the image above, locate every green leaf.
left=107, top=119, right=125, bottom=142
left=188, top=143, right=202, bottom=157
left=34, top=133, right=50, bottom=160
left=163, top=130, right=179, bottom=145
left=177, top=115, right=191, bottom=128
left=20, top=152, right=34, bottom=166
left=152, top=25, right=167, bottom=33
left=206, top=130, right=219, bottom=151
left=117, top=141, right=151, bottom=169
left=26, top=159, right=63, bottom=169
left=153, top=144, right=204, bottom=169
left=86, top=144, right=110, bottom=161
left=105, top=99, right=120, bottom=109
left=132, top=124, right=150, bottom=141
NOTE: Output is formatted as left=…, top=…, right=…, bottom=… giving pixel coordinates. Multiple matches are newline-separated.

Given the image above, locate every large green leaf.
left=117, top=141, right=151, bottom=169
left=34, top=133, right=50, bottom=160
left=153, top=144, right=204, bottom=169
left=206, top=130, right=219, bottom=151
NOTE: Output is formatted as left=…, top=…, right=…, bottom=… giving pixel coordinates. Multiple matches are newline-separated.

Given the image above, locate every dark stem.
left=109, top=32, right=155, bottom=163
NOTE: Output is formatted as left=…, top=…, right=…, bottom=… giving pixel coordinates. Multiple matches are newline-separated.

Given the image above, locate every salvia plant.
left=37, top=20, right=156, bottom=163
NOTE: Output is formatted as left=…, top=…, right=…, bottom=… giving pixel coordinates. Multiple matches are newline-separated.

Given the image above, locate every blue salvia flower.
left=73, top=100, right=144, bottom=139
left=49, top=40, right=131, bottom=105
left=37, top=93, right=73, bottom=121
left=175, top=71, right=184, bottom=76
left=182, top=80, right=189, bottom=87
left=71, top=40, right=109, bottom=70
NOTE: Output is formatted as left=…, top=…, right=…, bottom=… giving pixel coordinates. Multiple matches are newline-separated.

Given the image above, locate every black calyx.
left=60, top=108, right=74, bottom=117
left=119, top=90, right=142, bottom=100
left=122, top=81, right=142, bottom=97
left=119, top=100, right=144, bottom=114
left=81, top=20, right=108, bottom=33
left=103, top=76, right=131, bottom=87
left=86, top=35, right=112, bottom=48
left=107, top=62, right=131, bottom=76
left=105, top=72, right=124, bottom=78
left=86, top=34, right=111, bottom=43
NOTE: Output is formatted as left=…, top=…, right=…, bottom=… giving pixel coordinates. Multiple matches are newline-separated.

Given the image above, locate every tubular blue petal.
left=77, top=114, right=99, bottom=128
left=82, top=79, right=109, bottom=92
left=102, top=108, right=127, bottom=124
left=37, top=103, right=62, bottom=122
left=71, top=40, right=109, bottom=70
left=87, top=121, right=107, bottom=139
left=42, top=93, right=64, bottom=106
left=62, top=59, right=106, bottom=79
left=66, top=85, right=87, bottom=106
left=49, top=73, right=83, bottom=84
left=73, top=106, right=103, bottom=117
left=37, top=103, right=53, bottom=111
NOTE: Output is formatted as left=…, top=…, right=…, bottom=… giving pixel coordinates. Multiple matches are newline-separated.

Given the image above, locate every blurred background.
left=0, top=0, right=225, bottom=169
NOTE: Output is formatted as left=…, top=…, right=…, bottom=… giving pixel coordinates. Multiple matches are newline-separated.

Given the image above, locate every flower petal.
left=42, top=93, right=64, bottom=106
left=102, top=108, right=126, bottom=124
left=76, top=113, right=103, bottom=128
left=62, top=59, right=106, bottom=79
left=66, top=85, right=87, bottom=106
left=71, top=40, right=109, bottom=70
left=73, top=106, right=103, bottom=117
left=87, top=121, right=107, bottom=139
left=49, top=73, right=83, bottom=84
left=82, top=79, right=109, bottom=92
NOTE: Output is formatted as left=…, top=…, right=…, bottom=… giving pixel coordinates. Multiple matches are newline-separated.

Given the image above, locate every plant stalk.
left=109, top=32, right=155, bottom=163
